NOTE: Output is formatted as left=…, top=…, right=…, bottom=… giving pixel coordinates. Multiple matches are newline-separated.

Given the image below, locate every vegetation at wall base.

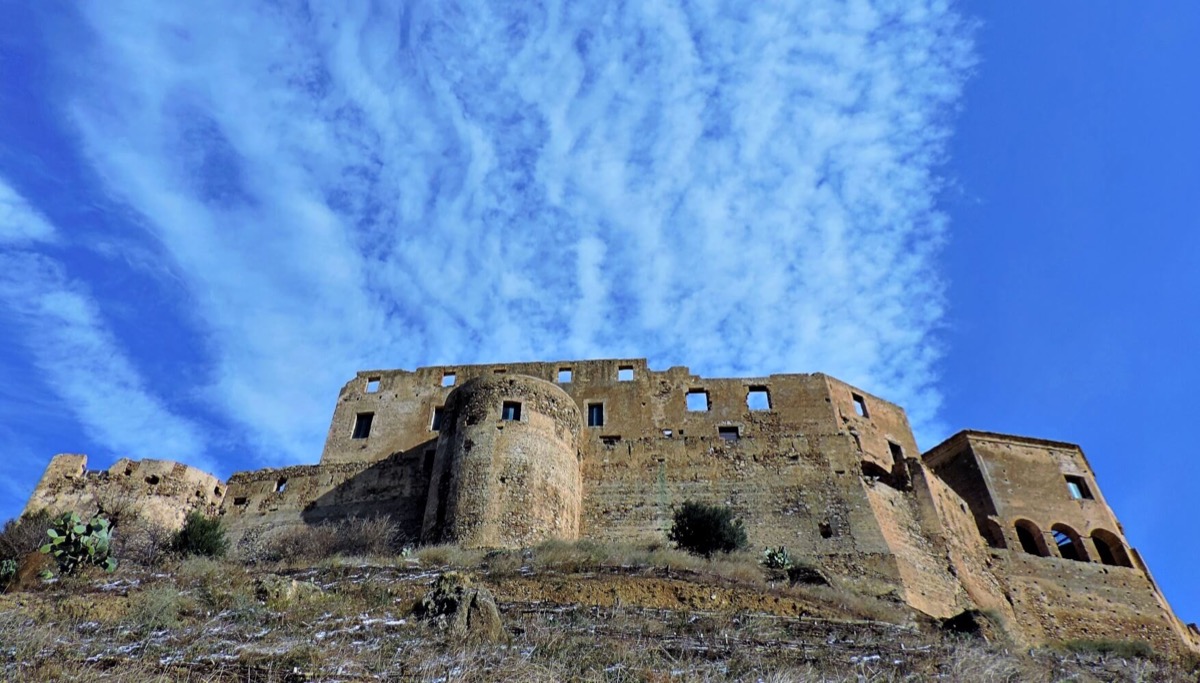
left=170, top=511, right=228, bottom=558
left=38, top=511, right=117, bottom=575
left=668, top=500, right=749, bottom=557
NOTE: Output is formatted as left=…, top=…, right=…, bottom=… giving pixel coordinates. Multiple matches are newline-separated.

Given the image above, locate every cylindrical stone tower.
left=421, top=374, right=582, bottom=548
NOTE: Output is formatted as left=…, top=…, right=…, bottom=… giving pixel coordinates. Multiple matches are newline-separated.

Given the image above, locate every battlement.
left=18, top=359, right=1199, bottom=656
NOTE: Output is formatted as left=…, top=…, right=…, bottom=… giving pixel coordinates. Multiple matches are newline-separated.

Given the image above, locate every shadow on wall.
left=297, top=437, right=437, bottom=543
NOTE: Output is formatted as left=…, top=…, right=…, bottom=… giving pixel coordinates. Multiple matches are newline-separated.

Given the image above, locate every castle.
left=22, top=359, right=1200, bottom=655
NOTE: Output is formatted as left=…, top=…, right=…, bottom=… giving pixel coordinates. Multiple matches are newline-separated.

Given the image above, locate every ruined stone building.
left=21, top=359, right=1200, bottom=655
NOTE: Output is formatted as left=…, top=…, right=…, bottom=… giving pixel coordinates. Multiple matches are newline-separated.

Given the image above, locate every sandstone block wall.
left=17, top=359, right=1198, bottom=656
left=22, top=454, right=224, bottom=531
left=422, top=374, right=581, bottom=547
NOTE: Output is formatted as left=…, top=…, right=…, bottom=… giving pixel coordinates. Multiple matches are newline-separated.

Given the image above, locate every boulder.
left=416, top=571, right=506, bottom=644
left=254, top=574, right=323, bottom=607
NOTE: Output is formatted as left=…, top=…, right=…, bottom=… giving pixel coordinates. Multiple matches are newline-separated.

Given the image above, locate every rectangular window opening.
left=587, top=403, right=604, bottom=427
left=1065, top=475, right=1093, bottom=500
left=423, top=449, right=435, bottom=479
left=618, top=366, right=634, bottom=381
left=718, top=426, right=740, bottom=442
left=852, top=393, right=869, bottom=418
left=558, top=368, right=573, bottom=383
left=888, top=441, right=904, bottom=464
left=431, top=407, right=445, bottom=431
left=662, top=429, right=673, bottom=438
left=352, top=412, right=374, bottom=439
left=501, top=401, right=522, bottom=421
left=686, top=390, right=710, bottom=412
left=494, top=368, right=507, bottom=374
left=441, top=372, right=456, bottom=387
left=365, top=377, right=381, bottom=393
left=601, top=435, right=621, bottom=447
left=747, top=387, right=771, bottom=411
left=275, top=478, right=288, bottom=493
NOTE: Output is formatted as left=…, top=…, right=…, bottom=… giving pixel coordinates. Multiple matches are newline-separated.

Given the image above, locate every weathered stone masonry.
left=21, top=358, right=1199, bottom=655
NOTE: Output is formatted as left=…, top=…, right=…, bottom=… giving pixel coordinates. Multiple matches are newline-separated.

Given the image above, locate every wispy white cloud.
left=60, top=1, right=973, bottom=455
left=0, top=181, right=210, bottom=468
left=0, top=179, right=57, bottom=245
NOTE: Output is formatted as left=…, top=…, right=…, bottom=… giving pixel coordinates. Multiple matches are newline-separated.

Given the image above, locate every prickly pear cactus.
left=38, top=512, right=117, bottom=575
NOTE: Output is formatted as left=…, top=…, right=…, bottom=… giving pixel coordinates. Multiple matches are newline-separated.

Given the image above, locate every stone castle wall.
left=17, top=359, right=1199, bottom=656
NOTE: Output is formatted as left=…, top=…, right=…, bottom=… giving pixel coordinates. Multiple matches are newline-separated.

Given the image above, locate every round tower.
left=421, top=374, right=582, bottom=548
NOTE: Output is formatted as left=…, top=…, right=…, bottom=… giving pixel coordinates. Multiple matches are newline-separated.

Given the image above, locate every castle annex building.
left=23, top=359, right=1200, bottom=655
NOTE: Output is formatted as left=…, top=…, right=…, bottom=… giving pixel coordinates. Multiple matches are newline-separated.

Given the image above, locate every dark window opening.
left=352, top=412, right=374, bottom=439
left=1065, top=475, right=1094, bottom=500
left=888, top=441, right=904, bottom=464
left=145, top=475, right=160, bottom=486
left=1092, top=529, right=1132, bottom=567
left=852, top=393, right=869, bottom=418
left=819, top=522, right=833, bottom=538
left=601, top=435, right=621, bottom=447
left=618, top=366, right=634, bottom=381
left=686, top=390, right=709, bottom=412
left=494, top=368, right=507, bottom=374
left=718, top=426, right=740, bottom=442
left=746, top=387, right=771, bottom=411
left=1015, top=520, right=1049, bottom=557
left=366, top=377, right=381, bottom=393
left=501, top=401, right=522, bottom=421
left=983, top=519, right=1007, bottom=549
left=214, top=486, right=223, bottom=497
left=861, top=461, right=890, bottom=480
left=233, top=497, right=247, bottom=506
left=124, top=467, right=133, bottom=476
left=441, top=372, right=456, bottom=387
left=275, top=478, right=287, bottom=494
left=431, top=407, right=444, bottom=431
left=1052, top=525, right=1088, bottom=562
left=588, top=403, right=604, bottom=427
left=558, top=368, right=573, bottom=383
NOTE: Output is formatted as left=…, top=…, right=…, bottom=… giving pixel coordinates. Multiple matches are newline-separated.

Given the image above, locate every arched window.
left=1051, top=524, right=1088, bottom=562
left=983, top=519, right=1007, bottom=549
left=1014, top=519, right=1049, bottom=557
left=1091, top=529, right=1132, bottom=567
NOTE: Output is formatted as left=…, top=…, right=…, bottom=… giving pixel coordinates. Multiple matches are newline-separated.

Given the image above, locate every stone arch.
left=982, top=518, right=1007, bottom=549
left=1050, top=523, right=1089, bottom=562
left=1091, top=528, right=1132, bottom=567
left=1014, top=519, right=1049, bottom=557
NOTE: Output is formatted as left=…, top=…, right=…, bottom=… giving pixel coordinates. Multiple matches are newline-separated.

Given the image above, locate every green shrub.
left=39, top=512, right=116, bottom=575
left=1063, top=638, right=1154, bottom=659
left=762, top=545, right=792, bottom=570
left=0, top=558, right=16, bottom=591
left=667, top=501, right=748, bottom=557
left=171, top=511, right=227, bottom=557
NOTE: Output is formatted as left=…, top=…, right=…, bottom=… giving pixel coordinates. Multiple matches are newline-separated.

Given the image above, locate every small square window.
left=558, top=368, right=573, bottom=383
left=366, top=377, right=381, bottom=393
left=352, top=412, right=374, bottom=439
left=852, top=393, right=869, bottom=418
left=275, top=478, right=288, bottom=493
left=747, top=387, right=770, bottom=411
left=501, top=401, right=522, bottom=421
left=686, top=390, right=709, bottom=412
left=431, top=407, right=445, bottom=431
left=442, top=373, right=456, bottom=387
left=618, top=366, right=634, bottom=381
left=588, top=403, right=604, bottom=427
left=718, top=426, right=740, bottom=442
left=1065, top=475, right=1093, bottom=500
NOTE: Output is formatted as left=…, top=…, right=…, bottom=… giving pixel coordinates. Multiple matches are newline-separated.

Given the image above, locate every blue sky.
left=0, top=3, right=1194, bottom=622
